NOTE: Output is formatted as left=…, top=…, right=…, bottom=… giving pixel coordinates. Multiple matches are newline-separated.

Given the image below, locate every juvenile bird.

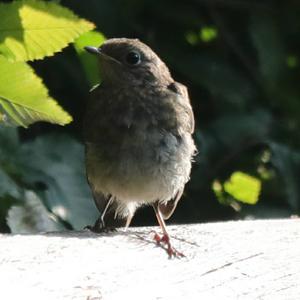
left=84, top=38, right=196, bottom=257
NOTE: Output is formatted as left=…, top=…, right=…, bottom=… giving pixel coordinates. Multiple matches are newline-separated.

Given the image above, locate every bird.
left=83, top=38, right=196, bottom=257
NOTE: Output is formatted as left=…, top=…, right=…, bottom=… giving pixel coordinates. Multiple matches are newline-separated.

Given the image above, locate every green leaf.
left=0, top=128, right=96, bottom=231
left=0, top=127, right=23, bottom=190
left=74, top=30, right=106, bottom=86
left=0, top=126, right=19, bottom=156
left=224, top=172, right=261, bottom=205
left=185, top=31, right=198, bottom=45
left=20, top=134, right=98, bottom=229
left=200, top=26, right=218, bottom=43
left=7, top=190, right=64, bottom=233
left=0, top=56, right=72, bottom=127
left=0, top=168, right=20, bottom=199
left=0, top=0, right=95, bottom=62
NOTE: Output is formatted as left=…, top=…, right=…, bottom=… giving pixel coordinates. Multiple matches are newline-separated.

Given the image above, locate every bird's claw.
left=84, top=224, right=117, bottom=233
left=152, top=231, right=185, bottom=258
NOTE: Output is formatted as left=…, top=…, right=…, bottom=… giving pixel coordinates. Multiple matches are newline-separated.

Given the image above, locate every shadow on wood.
left=0, top=219, right=300, bottom=299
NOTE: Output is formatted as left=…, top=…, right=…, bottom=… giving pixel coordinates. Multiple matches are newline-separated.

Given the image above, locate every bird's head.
left=84, top=38, right=172, bottom=86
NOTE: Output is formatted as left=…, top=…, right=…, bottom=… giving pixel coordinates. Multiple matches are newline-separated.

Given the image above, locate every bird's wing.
left=158, top=188, right=184, bottom=220
left=157, top=82, right=194, bottom=220
left=167, top=81, right=195, bottom=134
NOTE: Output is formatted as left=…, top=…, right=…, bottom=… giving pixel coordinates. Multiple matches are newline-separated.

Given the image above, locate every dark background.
left=3, top=0, right=300, bottom=231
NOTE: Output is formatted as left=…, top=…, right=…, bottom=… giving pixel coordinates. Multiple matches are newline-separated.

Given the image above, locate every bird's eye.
left=125, top=51, right=141, bottom=65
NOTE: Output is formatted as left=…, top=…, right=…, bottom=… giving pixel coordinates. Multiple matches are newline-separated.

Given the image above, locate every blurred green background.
left=1, top=0, right=300, bottom=232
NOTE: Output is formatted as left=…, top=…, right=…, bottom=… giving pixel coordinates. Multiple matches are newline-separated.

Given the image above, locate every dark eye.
left=125, top=51, right=141, bottom=65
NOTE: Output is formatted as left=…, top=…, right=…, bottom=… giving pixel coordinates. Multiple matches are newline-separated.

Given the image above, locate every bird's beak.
left=84, top=46, right=100, bottom=55
left=85, top=46, right=123, bottom=69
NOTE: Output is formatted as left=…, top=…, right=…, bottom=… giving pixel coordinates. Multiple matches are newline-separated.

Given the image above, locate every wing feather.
left=168, top=81, right=195, bottom=134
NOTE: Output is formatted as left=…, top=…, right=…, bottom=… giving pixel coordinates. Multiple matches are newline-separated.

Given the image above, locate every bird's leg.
left=152, top=203, right=185, bottom=258
left=124, top=213, right=133, bottom=230
left=86, top=195, right=115, bottom=233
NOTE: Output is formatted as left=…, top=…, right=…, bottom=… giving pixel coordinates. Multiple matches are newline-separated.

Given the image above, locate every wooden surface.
left=0, top=219, right=300, bottom=299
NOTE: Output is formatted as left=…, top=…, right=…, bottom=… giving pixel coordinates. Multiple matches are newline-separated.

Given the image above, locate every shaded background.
left=2, top=0, right=300, bottom=232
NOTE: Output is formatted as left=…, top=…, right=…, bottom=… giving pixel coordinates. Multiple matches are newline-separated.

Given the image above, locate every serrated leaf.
left=74, top=30, right=106, bottom=86
left=74, top=31, right=106, bottom=55
left=224, top=172, right=261, bottom=205
left=0, top=56, right=72, bottom=127
left=0, top=0, right=95, bottom=61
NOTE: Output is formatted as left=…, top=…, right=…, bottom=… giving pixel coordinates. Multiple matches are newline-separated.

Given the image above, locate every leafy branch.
left=0, top=0, right=95, bottom=127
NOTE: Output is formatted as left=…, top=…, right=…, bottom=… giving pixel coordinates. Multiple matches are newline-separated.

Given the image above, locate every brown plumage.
left=83, top=38, right=196, bottom=257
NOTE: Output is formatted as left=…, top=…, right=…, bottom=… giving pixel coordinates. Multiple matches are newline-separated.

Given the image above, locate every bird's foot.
left=152, top=231, right=185, bottom=258
left=84, top=224, right=117, bottom=233
left=84, top=217, right=116, bottom=233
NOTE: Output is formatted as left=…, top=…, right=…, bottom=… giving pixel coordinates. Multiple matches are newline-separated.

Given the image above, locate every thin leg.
left=100, top=195, right=114, bottom=227
left=152, top=202, right=184, bottom=258
left=87, top=195, right=114, bottom=233
left=152, top=202, right=168, bottom=235
left=124, top=214, right=133, bottom=230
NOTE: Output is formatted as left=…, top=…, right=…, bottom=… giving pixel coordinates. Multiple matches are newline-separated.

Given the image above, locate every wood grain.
left=0, top=219, right=299, bottom=299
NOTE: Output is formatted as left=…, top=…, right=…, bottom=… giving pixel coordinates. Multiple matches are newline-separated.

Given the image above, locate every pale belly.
left=86, top=130, right=195, bottom=205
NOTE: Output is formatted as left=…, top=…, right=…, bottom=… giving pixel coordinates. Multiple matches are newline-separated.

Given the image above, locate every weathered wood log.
left=0, top=219, right=299, bottom=299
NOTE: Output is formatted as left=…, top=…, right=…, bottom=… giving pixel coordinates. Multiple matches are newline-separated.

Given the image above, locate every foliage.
left=0, top=0, right=98, bottom=232
left=74, top=31, right=106, bottom=87
left=0, top=127, right=97, bottom=232
left=0, top=56, right=71, bottom=127
left=224, top=172, right=261, bottom=205
left=213, top=172, right=261, bottom=212
left=1, top=0, right=300, bottom=232
left=7, top=191, right=64, bottom=233
left=0, top=0, right=94, bottom=127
